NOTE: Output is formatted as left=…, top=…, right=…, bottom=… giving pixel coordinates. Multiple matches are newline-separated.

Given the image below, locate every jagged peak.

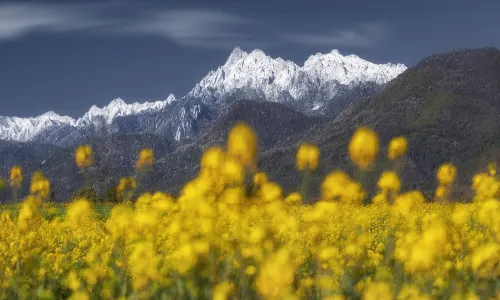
left=108, top=97, right=126, bottom=107
left=248, top=48, right=266, bottom=56
left=166, top=94, right=176, bottom=103
left=190, top=47, right=407, bottom=97
left=40, top=111, right=59, bottom=117
left=225, top=46, right=248, bottom=66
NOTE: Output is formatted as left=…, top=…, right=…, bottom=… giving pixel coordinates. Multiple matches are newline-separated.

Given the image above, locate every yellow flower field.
left=1, top=123, right=499, bottom=299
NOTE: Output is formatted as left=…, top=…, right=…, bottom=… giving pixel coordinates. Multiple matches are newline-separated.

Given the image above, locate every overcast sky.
left=0, top=0, right=499, bottom=117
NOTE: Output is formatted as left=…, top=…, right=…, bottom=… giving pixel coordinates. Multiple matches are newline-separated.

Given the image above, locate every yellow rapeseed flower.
left=221, top=157, right=245, bottom=185
left=377, top=171, right=401, bottom=192
left=136, top=148, right=155, bottom=170
left=321, top=170, right=365, bottom=204
left=253, top=172, right=269, bottom=187
left=213, top=281, right=234, bottom=300
left=117, top=176, right=136, bottom=201
left=349, top=127, right=379, bottom=170
left=470, top=243, right=500, bottom=278
left=200, top=146, right=225, bottom=171
left=9, top=166, right=22, bottom=188
left=66, top=198, right=95, bottom=225
left=30, top=171, right=51, bottom=199
left=436, top=163, right=457, bottom=186
left=434, top=185, right=448, bottom=200
left=260, top=182, right=283, bottom=202
left=296, top=143, right=320, bottom=171
left=388, top=136, right=408, bottom=161
left=284, top=192, right=302, bottom=205
left=487, top=162, right=496, bottom=177
left=2, top=119, right=500, bottom=299
left=128, top=241, right=159, bottom=290
left=75, top=145, right=94, bottom=169
left=362, top=282, right=393, bottom=300
left=256, top=249, right=296, bottom=299
left=227, top=122, right=258, bottom=168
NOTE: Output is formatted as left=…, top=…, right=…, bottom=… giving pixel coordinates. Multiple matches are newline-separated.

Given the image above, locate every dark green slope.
left=262, top=47, right=500, bottom=199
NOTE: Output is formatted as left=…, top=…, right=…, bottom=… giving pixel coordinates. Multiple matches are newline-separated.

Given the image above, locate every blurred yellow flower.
left=30, top=171, right=51, bottom=199
left=9, top=165, right=22, bottom=188
left=136, top=148, right=155, bottom=170
left=75, top=145, right=94, bottom=169
left=349, top=127, right=379, bottom=170
left=213, top=281, right=234, bottom=300
left=321, top=170, right=365, bottom=204
left=256, top=249, right=296, bottom=299
left=227, top=122, right=258, bottom=168
left=434, top=185, right=448, bottom=200
left=296, top=143, right=320, bottom=171
left=362, top=282, right=393, bottom=300
left=201, top=146, right=225, bottom=171
left=260, top=182, right=283, bottom=202
left=0, top=119, right=499, bottom=300
left=487, top=162, right=496, bottom=176
left=377, top=171, right=401, bottom=192
left=284, top=192, right=302, bottom=205
left=66, top=198, right=95, bottom=225
left=470, top=243, right=500, bottom=278
left=253, top=172, right=269, bottom=187
left=221, top=157, right=245, bottom=185
left=117, top=176, right=136, bottom=201
left=437, top=163, right=457, bottom=186
left=388, top=136, right=408, bottom=161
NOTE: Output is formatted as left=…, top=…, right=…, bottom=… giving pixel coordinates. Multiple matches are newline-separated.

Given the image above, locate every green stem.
left=12, top=188, right=18, bottom=203
left=300, top=171, right=311, bottom=203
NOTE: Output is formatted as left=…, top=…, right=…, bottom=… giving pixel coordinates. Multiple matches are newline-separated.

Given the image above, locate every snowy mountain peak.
left=302, top=49, right=407, bottom=85
left=0, top=110, right=76, bottom=142
left=108, top=97, right=127, bottom=107
left=41, top=111, right=59, bottom=117
left=225, top=47, right=248, bottom=66
left=77, top=97, right=170, bottom=126
left=0, top=48, right=407, bottom=144
left=166, top=94, right=176, bottom=104
left=188, top=47, right=407, bottom=106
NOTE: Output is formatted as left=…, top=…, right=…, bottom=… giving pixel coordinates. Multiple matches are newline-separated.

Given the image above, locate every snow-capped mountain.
left=77, top=95, right=176, bottom=126
left=0, top=111, right=76, bottom=142
left=0, top=94, right=176, bottom=143
left=0, top=48, right=407, bottom=145
left=188, top=47, right=406, bottom=114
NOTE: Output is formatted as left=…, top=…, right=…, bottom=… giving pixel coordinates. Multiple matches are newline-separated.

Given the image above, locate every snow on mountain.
left=76, top=95, right=175, bottom=126
left=302, top=50, right=406, bottom=85
left=0, top=94, right=177, bottom=142
left=0, top=111, right=76, bottom=142
left=0, top=47, right=407, bottom=144
left=187, top=47, right=407, bottom=113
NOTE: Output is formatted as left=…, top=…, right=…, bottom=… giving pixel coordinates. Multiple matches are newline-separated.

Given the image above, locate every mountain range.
left=2, top=47, right=498, bottom=202
left=0, top=47, right=406, bottom=146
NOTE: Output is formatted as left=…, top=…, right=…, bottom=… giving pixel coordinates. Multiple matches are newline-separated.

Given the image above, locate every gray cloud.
left=284, top=22, right=390, bottom=48
left=117, top=10, right=251, bottom=49
left=0, top=3, right=388, bottom=49
left=0, top=3, right=257, bottom=49
left=0, top=3, right=109, bottom=39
